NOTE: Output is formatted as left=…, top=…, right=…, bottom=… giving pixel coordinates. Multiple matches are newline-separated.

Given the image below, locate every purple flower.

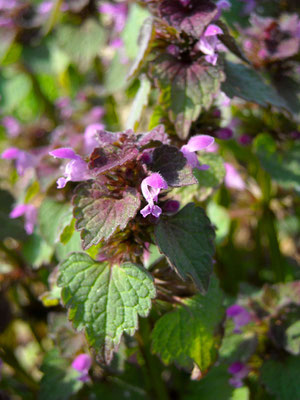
left=140, top=173, right=168, bottom=218
left=2, top=116, right=21, bottom=137
left=37, top=1, right=53, bottom=14
left=228, top=362, right=249, bottom=388
left=163, top=199, right=180, bottom=214
left=226, top=304, right=251, bottom=333
left=240, top=0, right=256, bottom=15
left=99, top=2, right=128, bottom=33
left=215, top=0, right=231, bottom=19
left=181, top=135, right=214, bottom=169
left=72, top=353, right=92, bottom=382
left=224, top=163, right=246, bottom=191
left=10, top=204, right=37, bottom=235
left=2, top=147, right=37, bottom=176
left=84, top=123, right=104, bottom=154
left=49, top=148, right=92, bottom=188
left=216, top=127, right=233, bottom=140
left=196, top=24, right=224, bottom=65
left=238, top=134, right=252, bottom=146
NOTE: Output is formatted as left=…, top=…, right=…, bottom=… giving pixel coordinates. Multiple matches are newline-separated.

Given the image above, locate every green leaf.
left=194, top=152, right=225, bottom=188
left=126, top=75, right=151, bottom=130
left=148, top=145, right=197, bottom=187
left=254, top=134, right=300, bottom=189
left=38, top=199, right=73, bottom=246
left=58, top=252, right=156, bottom=363
left=152, top=276, right=224, bottom=369
left=260, top=356, right=300, bottom=400
left=207, top=202, right=230, bottom=244
left=152, top=55, right=224, bottom=139
left=73, top=183, right=140, bottom=249
left=0, top=72, right=32, bottom=113
left=38, top=349, right=83, bottom=400
left=55, top=231, right=82, bottom=262
left=57, top=19, right=105, bottom=72
left=217, top=21, right=249, bottom=64
left=286, top=321, right=300, bottom=355
left=127, top=17, right=155, bottom=80
left=154, top=203, right=215, bottom=293
left=222, top=61, right=287, bottom=110
left=22, top=234, right=53, bottom=269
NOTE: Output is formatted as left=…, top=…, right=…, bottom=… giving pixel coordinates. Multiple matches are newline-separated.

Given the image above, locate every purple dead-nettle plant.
left=49, top=125, right=212, bottom=264
left=226, top=304, right=251, bottom=333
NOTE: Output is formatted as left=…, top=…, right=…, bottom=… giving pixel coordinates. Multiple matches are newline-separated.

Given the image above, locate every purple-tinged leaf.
left=159, top=0, right=217, bottom=38
left=152, top=54, right=224, bottom=139
left=148, top=145, right=197, bottom=187
left=73, top=182, right=141, bottom=249
left=137, top=124, right=170, bottom=147
left=88, top=133, right=139, bottom=174
left=216, top=21, right=250, bottom=64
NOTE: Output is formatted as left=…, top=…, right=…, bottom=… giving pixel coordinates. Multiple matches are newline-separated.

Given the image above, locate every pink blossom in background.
left=2, top=116, right=21, bottom=137
left=2, top=147, right=37, bottom=176
left=84, top=123, right=104, bottom=154
left=226, top=304, right=251, bottom=333
left=224, top=163, right=246, bottom=191
left=238, top=134, right=252, bottom=146
left=228, top=362, right=250, bottom=388
left=140, top=173, right=168, bottom=218
left=181, top=135, right=214, bottom=169
left=49, top=148, right=92, bottom=188
left=72, top=353, right=92, bottom=382
left=216, top=128, right=233, bottom=140
left=10, top=204, right=37, bottom=235
left=215, top=0, right=231, bottom=19
left=99, top=2, right=128, bottom=33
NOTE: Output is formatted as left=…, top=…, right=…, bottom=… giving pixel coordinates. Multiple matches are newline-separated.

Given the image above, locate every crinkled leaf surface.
left=39, top=348, right=82, bottom=400
left=152, top=276, right=224, bottom=369
left=149, top=144, right=197, bottom=187
left=154, top=203, right=215, bottom=293
left=260, top=356, right=300, bottom=400
left=152, top=54, right=223, bottom=139
left=58, top=252, right=156, bottom=363
left=73, top=182, right=140, bottom=249
left=222, top=61, right=287, bottom=110
left=137, top=124, right=169, bottom=147
left=38, top=198, right=73, bottom=245
left=159, top=0, right=217, bottom=38
left=254, top=134, right=300, bottom=190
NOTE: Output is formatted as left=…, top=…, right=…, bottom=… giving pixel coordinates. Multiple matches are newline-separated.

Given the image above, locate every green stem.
left=136, top=319, right=170, bottom=400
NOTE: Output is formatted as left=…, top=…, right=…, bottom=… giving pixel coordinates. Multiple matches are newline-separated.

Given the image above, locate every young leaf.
left=58, top=252, right=156, bottom=364
left=73, top=183, right=141, bottom=249
left=222, top=61, right=288, bottom=110
left=148, top=144, right=197, bottom=187
left=260, top=356, right=300, bottom=400
left=126, top=75, right=151, bottom=130
left=39, top=348, right=83, bottom=400
left=152, top=54, right=224, bottom=139
left=154, top=203, right=215, bottom=293
left=152, top=276, right=224, bottom=370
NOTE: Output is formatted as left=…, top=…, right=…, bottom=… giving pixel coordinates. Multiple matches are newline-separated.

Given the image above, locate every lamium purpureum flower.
left=140, top=173, right=168, bottom=218
left=228, top=362, right=250, bottom=388
left=224, top=163, right=246, bottom=191
left=196, top=24, right=224, bottom=65
left=72, top=353, right=92, bottom=382
left=2, top=147, right=37, bottom=176
left=10, top=204, right=37, bottom=235
left=49, top=148, right=92, bottom=188
left=84, top=123, right=104, bottom=154
left=226, top=304, right=251, bottom=333
left=99, top=2, right=128, bottom=33
left=215, top=0, right=231, bottom=19
left=2, top=116, right=21, bottom=137
left=181, top=135, right=214, bottom=169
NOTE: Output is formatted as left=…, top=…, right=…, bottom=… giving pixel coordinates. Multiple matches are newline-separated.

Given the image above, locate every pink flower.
left=2, top=116, right=21, bottom=137
left=2, top=147, right=37, bottom=176
left=84, top=123, right=104, bottom=154
left=10, top=204, right=37, bottom=235
left=224, top=163, right=246, bottom=191
left=228, top=362, right=249, bottom=388
left=99, top=2, right=128, bottom=33
left=196, top=24, right=224, bottom=65
left=49, top=148, right=92, bottom=188
left=216, top=128, right=233, bottom=140
left=226, top=304, right=251, bottom=333
left=181, top=135, right=214, bottom=169
left=140, top=173, right=168, bottom=218
left=72, top=354, right=92, bottom=382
